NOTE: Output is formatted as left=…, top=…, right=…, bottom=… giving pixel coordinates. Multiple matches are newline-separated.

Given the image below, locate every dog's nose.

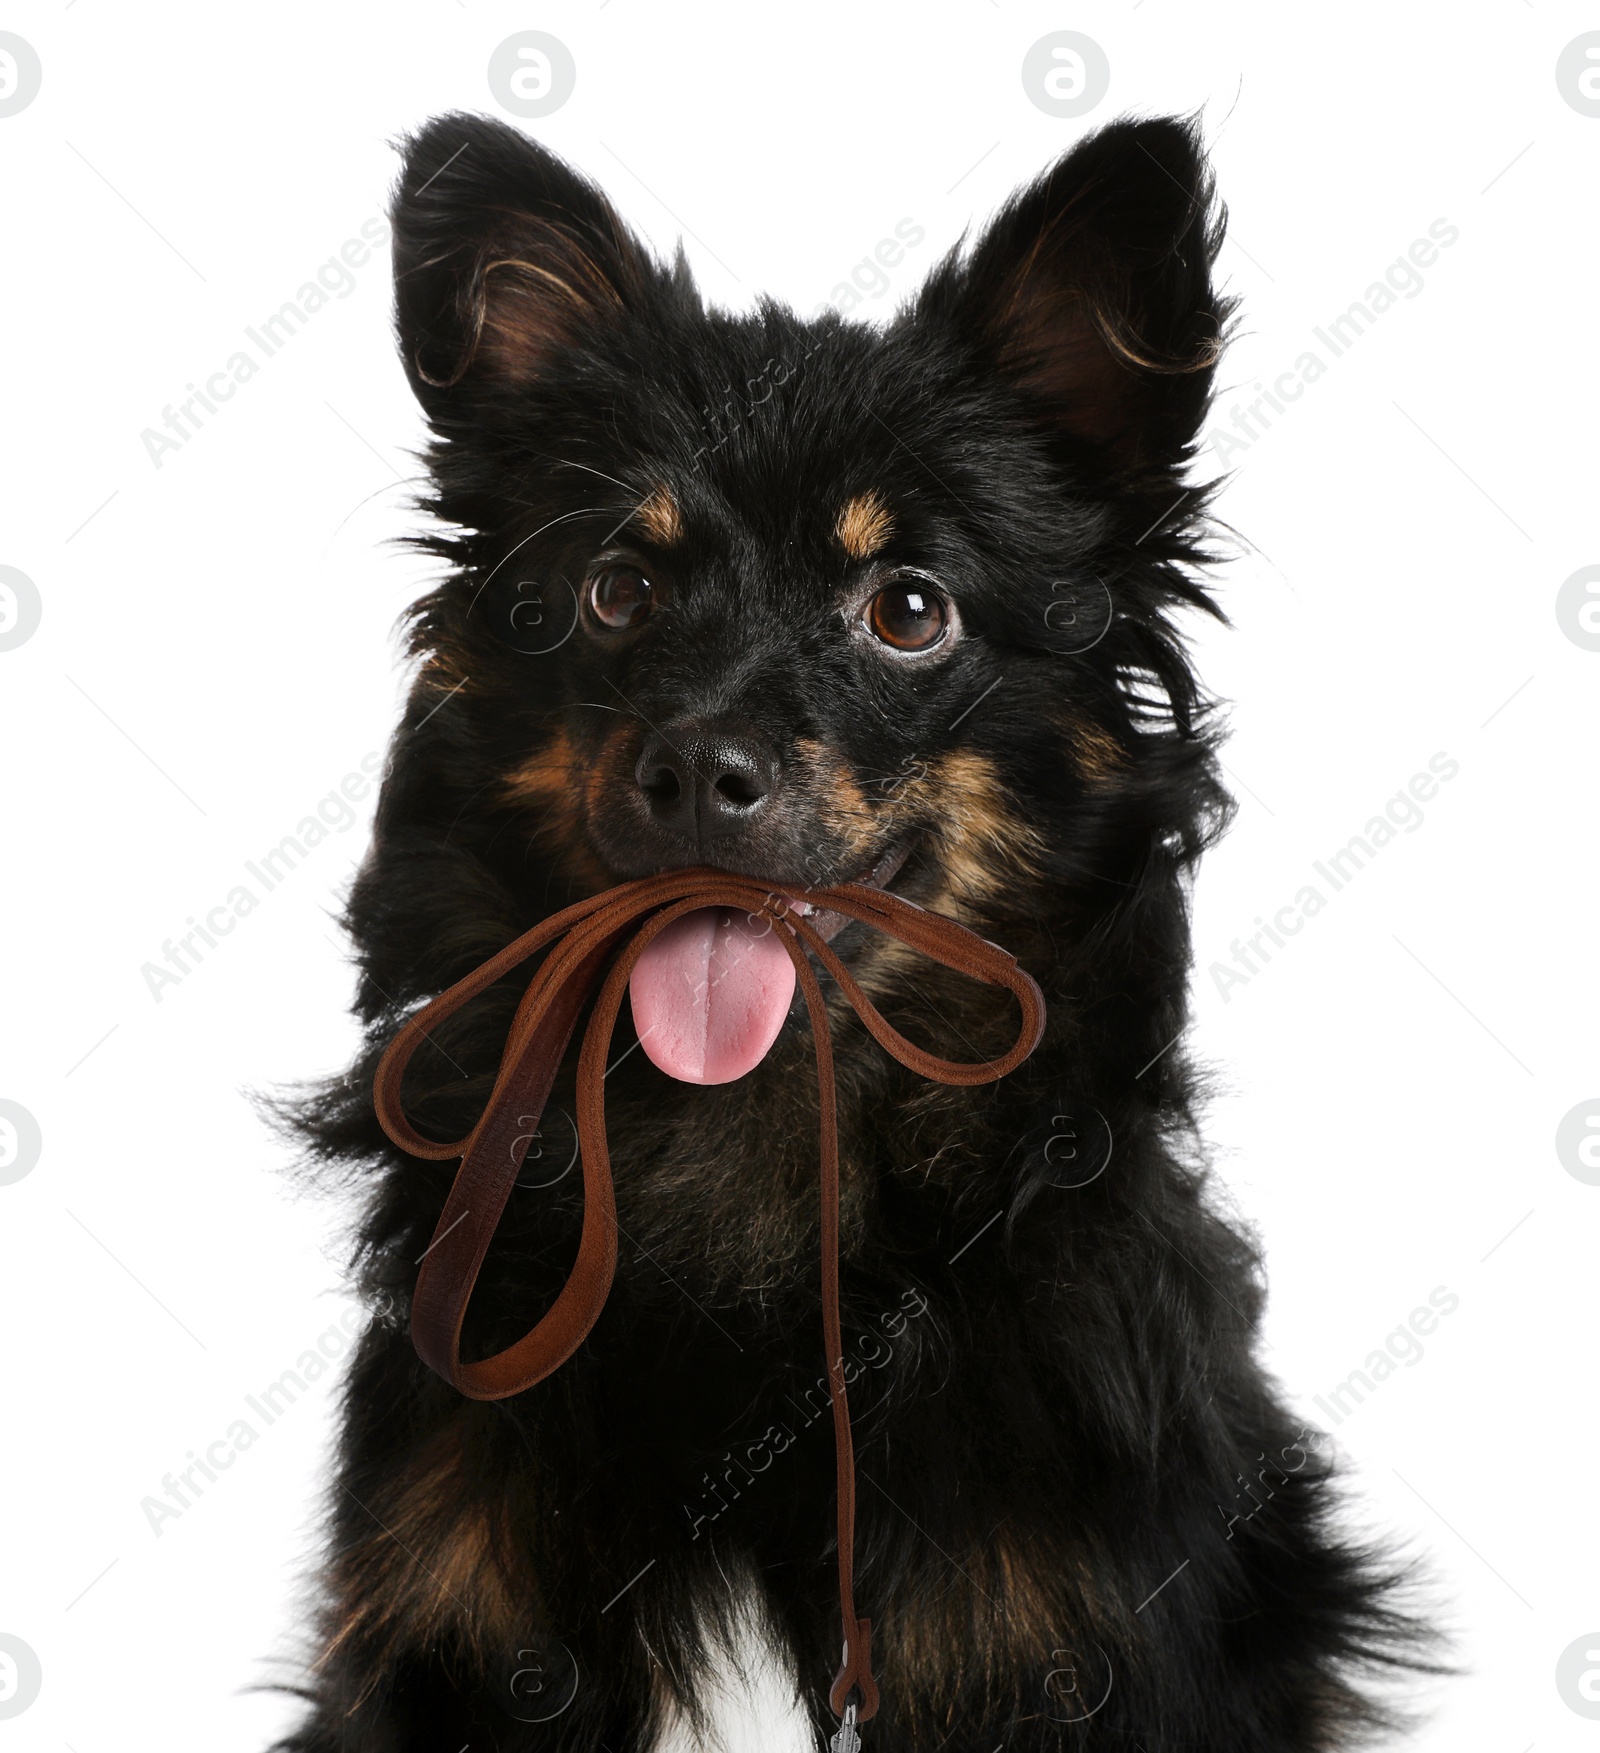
left=634, top=722, right=777, bottom=843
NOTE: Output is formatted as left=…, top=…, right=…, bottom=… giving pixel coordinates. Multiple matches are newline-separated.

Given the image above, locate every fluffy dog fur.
left=279, top=112, right=1432, bottom=1751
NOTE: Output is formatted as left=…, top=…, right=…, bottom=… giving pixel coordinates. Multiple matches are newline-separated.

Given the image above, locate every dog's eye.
left=866, top=581, right=948, bottom=652
left=587, top=565, right=656, bottom=630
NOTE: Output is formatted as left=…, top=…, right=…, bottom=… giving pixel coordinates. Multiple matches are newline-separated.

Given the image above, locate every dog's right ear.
left=391, top=112, right=652, bottom=415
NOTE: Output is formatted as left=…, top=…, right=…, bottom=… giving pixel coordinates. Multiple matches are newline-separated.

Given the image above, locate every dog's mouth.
left=779, top=839, right=912, bottom=944
left=625, top=841, right=911, bottom=1086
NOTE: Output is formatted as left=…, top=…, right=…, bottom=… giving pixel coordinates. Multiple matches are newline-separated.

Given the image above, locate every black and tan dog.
left=281, top=112, right=1430, bottom=1751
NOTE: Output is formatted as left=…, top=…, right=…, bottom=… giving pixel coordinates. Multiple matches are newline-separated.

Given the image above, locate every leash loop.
left=373, top=869, right=1045, bottom=1727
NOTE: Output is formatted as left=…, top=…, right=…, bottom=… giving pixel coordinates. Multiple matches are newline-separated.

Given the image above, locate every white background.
left=2, top=4, right=1595, bottom=1749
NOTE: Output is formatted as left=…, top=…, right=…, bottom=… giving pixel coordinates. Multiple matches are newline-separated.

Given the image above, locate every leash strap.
left=373, top=870, right=1045, bottom=1727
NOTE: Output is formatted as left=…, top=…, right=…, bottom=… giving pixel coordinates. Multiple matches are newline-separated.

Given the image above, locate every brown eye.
left=867, top=581, right=948, bottom=652
left=587, top=566, right=655, bottom=630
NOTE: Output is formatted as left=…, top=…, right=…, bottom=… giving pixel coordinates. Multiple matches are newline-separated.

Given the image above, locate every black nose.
left=634, top=722, right=777, bottom=843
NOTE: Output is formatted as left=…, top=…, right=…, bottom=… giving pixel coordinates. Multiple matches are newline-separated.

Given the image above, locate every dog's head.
left=373, top=113, right=1231, bottom=1023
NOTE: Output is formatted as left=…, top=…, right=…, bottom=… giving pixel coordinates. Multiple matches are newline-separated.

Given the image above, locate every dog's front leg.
left=278, top=1322, right=658, bottom=1753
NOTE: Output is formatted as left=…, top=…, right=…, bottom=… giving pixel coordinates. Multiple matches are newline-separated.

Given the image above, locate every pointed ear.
left=949, top=117, right=1232, bottom=473
left=391, top=113, right=653, bottom=411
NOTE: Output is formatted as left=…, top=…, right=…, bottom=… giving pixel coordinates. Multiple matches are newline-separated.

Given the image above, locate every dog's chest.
left=650, top=1578, right=813, bottom=1753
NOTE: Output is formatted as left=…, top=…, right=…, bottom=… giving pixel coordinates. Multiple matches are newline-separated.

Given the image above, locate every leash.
left=372, top=869, right=1045, bottom=1735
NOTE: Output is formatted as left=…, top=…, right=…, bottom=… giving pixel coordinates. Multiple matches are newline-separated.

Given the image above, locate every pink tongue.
left=628, top=907, right=798, bottom=1085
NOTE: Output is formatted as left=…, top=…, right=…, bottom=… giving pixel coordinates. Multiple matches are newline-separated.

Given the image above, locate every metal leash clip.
left=830, top=1698, right=861, bottom=1753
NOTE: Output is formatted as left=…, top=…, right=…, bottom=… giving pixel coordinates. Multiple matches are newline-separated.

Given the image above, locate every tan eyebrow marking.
left=836, top=491, right=895, bottom=560
left=632, top=485, right=684, bottom=547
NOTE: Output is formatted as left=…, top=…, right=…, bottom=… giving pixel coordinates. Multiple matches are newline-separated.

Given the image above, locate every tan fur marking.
left=835, top=750, right=1046, bottom=1029
left=503, top=727, right=578, bottom=805
left=503, top=728, right=612, bottom=889
left=794, top=737, right=880, bottom=864
left=888, top=1528, right=1085, bottom=1713
left=922, top=750, right=1046, bottom=908
left=633, top=485, right=684, bottom=547
left=320, top=1421, right=523, bottom=1680
left=418, top=651, right=470, bottom=697
left=835, top=491, right=895, bottom=561
left=1063, top=714, right=1126, bottom=784
left=579, top=722, right=638, bottom=827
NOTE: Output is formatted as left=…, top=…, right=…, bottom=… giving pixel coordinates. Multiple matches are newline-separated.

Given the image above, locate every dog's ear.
left=391, top=112, right=652, bottom=413
left=945, top=117, right=1230, bottom=473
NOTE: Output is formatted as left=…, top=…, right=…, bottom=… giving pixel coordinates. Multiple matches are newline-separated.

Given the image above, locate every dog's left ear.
left=942, top=116, right=1230, bottom=475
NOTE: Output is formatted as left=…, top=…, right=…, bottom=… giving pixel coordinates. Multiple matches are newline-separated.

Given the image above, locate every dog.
left=280, top=111, right=1432, bottom=1751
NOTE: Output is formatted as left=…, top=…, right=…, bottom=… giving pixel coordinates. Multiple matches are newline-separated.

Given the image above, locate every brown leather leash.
left=372, top=869, right=1045, bottom=1735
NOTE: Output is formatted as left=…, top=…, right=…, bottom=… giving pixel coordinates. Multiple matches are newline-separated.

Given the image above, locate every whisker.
left=546, top=458, right=641, bottom=496
left=322, top=474, right=428, bottom=557
left=465, top=505, right=633, bottom=618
